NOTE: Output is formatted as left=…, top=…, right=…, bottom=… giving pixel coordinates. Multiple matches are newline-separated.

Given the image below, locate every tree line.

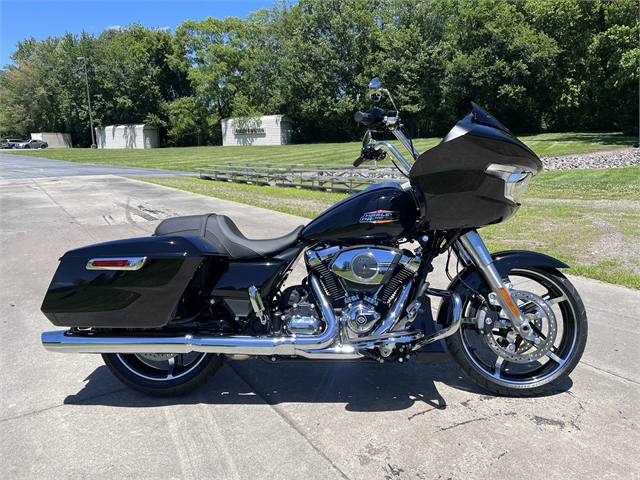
left=1, top=0, right=637, bottom=147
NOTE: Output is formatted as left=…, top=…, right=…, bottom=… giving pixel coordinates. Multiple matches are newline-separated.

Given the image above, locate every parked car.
left=15, top=139, right=48, bottom=149
left=1, top=139, right=24, bottom=149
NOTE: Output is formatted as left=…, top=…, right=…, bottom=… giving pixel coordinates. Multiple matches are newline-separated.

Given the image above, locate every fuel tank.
left=301, top=183, right=418, bottom=243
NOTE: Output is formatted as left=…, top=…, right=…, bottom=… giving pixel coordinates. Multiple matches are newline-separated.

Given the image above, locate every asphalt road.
left=1, top=157, right=638, bottom=479
left=0, top=152, right=195, bottom=179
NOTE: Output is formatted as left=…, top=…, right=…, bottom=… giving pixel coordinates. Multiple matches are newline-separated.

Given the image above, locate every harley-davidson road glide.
left=40, top=79, right=588, bottom=397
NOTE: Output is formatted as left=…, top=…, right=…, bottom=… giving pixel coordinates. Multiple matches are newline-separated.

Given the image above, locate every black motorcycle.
left=41, top=78, right=587, bottom=397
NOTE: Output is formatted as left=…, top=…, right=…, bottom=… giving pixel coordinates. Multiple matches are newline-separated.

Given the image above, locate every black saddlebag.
left=41, top=235, right=218, bottom=328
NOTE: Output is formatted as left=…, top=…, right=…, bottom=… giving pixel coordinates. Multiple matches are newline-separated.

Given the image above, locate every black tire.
left=445, top=267, right=588, bottom=396
left=24, top=145, right=30, bottom=149
left=102, top=352, right=226, bottom=396
left=41, top=144, right=47, bottom=149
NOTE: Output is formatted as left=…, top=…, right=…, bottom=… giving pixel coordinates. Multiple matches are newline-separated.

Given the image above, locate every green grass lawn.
left=140, top=166, right=640, bottom=289
left=5, top=132, right=637, bottom=173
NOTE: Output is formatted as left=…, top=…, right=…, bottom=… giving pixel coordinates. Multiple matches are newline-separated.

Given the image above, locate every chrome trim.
left=372, top=282, right=413, bottom=335
left=351, top=332, right=424, bottom=350
left=284, top=316, right=320, bottom=335
left=330, top=247, right=400, bottom=285
left=373, top=141, right=412, bottom=174
left=457, top=231, right=493, bottom=267
left=390, top=127, right=420, bottom=161
left=86, top=257, right=147, bottom=271
left=343, top=302, right=380, bottom=336
left=399, top=253, right=420, bottom=273
left=297, top=345, right=361, bottom=360
left=306, top=246, right=340, bottom=267
left=457, top=231, right=531, bottom=335
left=485, top=164, right=533, bottom=203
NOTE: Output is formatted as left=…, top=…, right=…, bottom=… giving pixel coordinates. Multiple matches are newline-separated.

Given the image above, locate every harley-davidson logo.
left=359, top=210, right=399, bottom=224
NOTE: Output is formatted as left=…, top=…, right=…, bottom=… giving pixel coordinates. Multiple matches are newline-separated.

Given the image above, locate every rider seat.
left=154, top=214, right=305, bottom=259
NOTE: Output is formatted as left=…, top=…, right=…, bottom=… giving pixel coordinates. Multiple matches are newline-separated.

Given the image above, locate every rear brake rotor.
left=138, top=353, right=178, bottom=361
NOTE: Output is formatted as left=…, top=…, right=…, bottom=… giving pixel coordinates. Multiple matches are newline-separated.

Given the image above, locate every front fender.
left=436, top=250, right=569, bottom=325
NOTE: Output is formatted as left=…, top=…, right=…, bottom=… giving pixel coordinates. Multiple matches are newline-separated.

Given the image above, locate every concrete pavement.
left=1, top=166, right=638, bottom=479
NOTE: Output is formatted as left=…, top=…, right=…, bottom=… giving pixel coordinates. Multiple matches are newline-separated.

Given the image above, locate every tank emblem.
left=359, top=210, right=399, bottom=224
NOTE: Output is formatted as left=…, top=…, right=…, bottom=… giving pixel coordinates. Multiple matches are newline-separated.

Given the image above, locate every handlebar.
left=353, top=101, right=420, bottom=176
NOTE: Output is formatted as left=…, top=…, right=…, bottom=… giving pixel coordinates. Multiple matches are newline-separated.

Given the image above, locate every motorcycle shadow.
left=64, top=358, right=572, bottom=411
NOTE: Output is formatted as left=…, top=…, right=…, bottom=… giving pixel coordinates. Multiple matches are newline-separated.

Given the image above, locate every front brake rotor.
left=480, top=290, right=557, bottom=363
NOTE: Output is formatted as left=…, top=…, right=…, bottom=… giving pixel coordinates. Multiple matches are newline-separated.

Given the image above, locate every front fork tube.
left=455, top=230, right=534, bottom=339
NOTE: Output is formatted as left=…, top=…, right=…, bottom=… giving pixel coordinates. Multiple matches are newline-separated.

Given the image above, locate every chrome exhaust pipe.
left=42, top=276, right=340, bottom=357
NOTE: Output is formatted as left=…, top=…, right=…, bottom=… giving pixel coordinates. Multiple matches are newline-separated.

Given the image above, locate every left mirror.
left=362, top=130, right=373, bottom=148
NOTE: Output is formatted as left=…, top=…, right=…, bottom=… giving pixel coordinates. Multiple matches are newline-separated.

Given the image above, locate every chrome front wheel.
left=445, top=267, right=588, bottom=396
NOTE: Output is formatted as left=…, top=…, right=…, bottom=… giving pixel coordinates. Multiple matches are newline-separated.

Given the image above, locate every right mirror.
left=368, top=77, right=382, bottom=89
left=369, top=77, right=382, bottom=102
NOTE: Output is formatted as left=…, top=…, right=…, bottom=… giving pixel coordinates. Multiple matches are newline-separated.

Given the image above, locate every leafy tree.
left=523, top=0, right=639, bottom=133
left=2, top=0, right=637, bottom=144
left=169, top=17, right=256, bottom=144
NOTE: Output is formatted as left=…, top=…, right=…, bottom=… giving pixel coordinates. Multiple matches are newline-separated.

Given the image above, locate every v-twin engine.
left=304, top=245, right=420, bottom=339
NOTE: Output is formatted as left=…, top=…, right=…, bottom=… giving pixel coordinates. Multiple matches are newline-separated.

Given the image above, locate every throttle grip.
left=354, top=107, right=385, bottom=126
left=353, top=156, right=365, bottom=167
left=354, top=111, right=376, bottom=125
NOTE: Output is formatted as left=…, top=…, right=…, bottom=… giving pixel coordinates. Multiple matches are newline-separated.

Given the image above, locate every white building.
left=95, top=124, right=159, bottom=149
left=31, top=132, right=72, bottom=148
left=221, top=115, right=293, bottom=146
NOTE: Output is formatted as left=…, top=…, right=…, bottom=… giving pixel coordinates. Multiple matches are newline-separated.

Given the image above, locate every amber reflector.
left=499, top=287, right=521, bottom=317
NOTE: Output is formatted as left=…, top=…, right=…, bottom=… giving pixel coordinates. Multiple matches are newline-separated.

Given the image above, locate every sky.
left=0, top=0, right=288, bottom=67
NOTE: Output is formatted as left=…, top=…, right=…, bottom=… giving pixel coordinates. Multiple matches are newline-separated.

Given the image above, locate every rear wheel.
left=102, top=352, right=226, bottom=396
left=445, top=267, right=587, bottom=396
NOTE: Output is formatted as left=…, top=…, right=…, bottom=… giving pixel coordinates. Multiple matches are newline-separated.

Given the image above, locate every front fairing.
left=409, top=104, right=542, bottom=231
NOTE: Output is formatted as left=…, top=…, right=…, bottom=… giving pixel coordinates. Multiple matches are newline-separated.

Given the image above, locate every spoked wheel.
left=445, top=267, right=588, bottom=396
left=102, top=352, right=226, bottom=396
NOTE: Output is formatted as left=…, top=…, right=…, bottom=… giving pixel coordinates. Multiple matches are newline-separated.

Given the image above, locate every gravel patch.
left=541, top=148, right=640, bottom=171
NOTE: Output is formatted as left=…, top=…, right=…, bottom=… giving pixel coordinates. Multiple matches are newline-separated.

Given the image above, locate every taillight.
left=86, top=257, right=147, bottom=271
left=91, top=260, right=129, bottom=267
